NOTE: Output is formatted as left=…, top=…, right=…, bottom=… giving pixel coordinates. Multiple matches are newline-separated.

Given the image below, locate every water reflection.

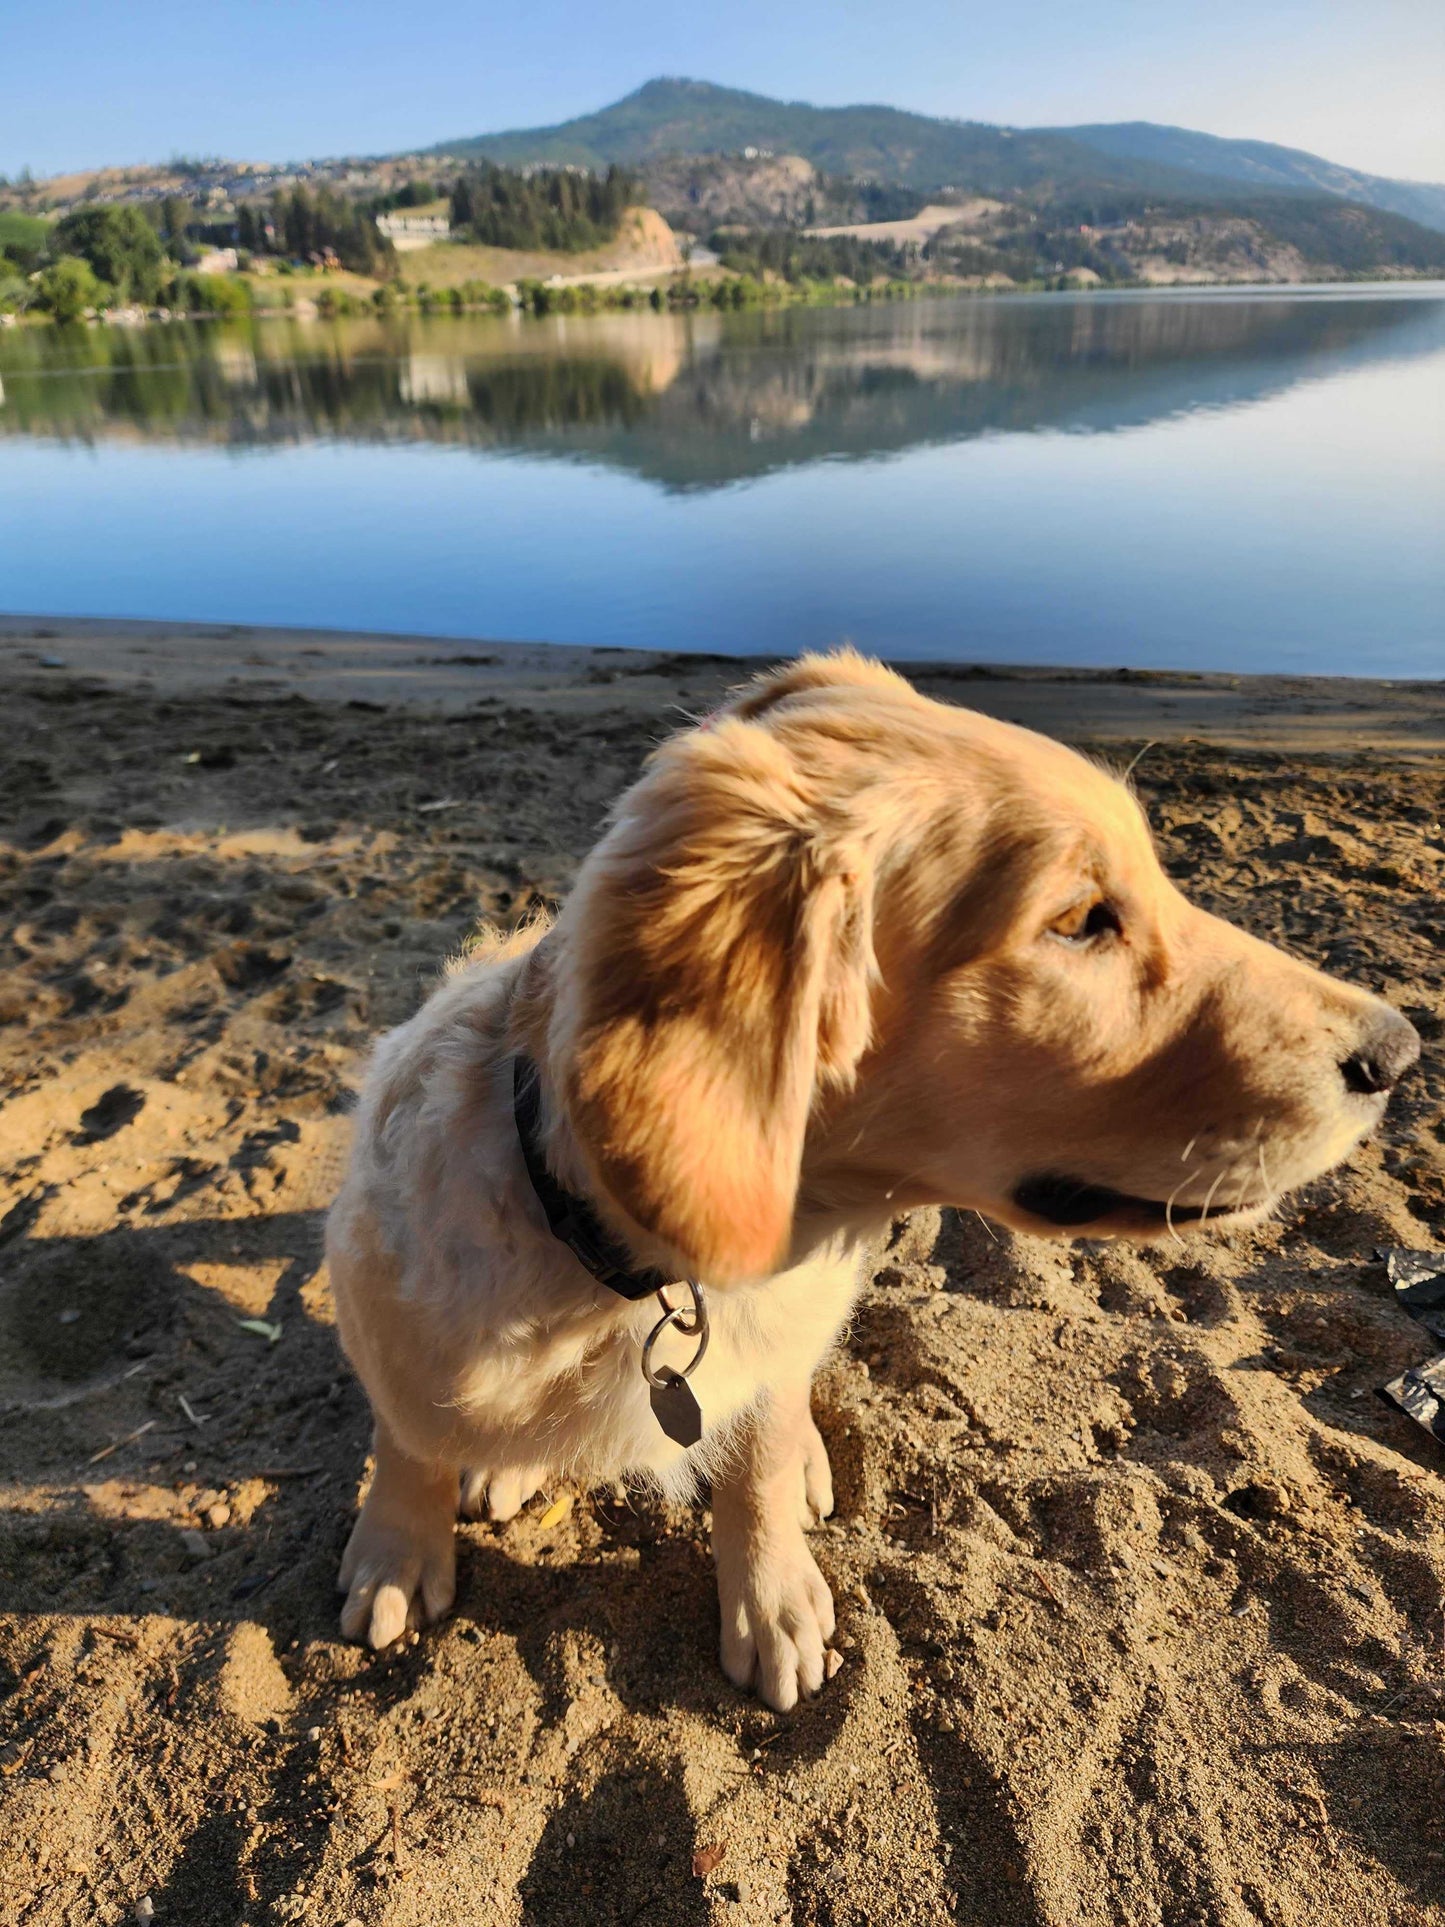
left=3, top=291, right=1441, bottom=492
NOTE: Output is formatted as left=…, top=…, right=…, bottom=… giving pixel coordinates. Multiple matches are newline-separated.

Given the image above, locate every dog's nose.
left=1340, top=1010, right=1420, bottom=1096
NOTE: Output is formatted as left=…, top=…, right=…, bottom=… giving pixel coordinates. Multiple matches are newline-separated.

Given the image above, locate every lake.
left=1, top=285, right=1441, bottom=677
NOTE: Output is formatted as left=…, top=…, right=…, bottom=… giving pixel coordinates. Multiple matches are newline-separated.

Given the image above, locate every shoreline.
left=2, top=613, right=1442, bottom=757
left=6, top=272, right=1441, bottom=332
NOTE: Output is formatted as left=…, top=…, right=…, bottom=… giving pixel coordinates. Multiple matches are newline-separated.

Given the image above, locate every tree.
left=0, top=262, right=32, bottom=312
left=447, top=162, right=639, bottom=252
left=161, top=195, right=193, bottom=249
left=0, top=210, right=49, bottom=272
left=267, top=184, right=390, bottom=273
left=36, top=255, right=108, bottom=321
left=51, top=204, right=165, bottom=304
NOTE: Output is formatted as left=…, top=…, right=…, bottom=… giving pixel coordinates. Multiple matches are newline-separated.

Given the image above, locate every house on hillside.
left=376, top=212, right=452, bottom=252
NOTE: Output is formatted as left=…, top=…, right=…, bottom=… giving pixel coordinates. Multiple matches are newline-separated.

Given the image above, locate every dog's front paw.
left=338, top=1512, right=456, bottom=1648
left=718, top=1538, right=837, bottom=1713
left=458, top=1465, right=548, bottom=1524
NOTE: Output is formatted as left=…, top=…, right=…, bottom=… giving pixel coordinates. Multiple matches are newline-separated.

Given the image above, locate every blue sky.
left=5, top=0, right=1443, bottom=184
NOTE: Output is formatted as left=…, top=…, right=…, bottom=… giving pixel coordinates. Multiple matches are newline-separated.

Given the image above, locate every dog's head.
left=540, top=653, right=1418, bottom=1282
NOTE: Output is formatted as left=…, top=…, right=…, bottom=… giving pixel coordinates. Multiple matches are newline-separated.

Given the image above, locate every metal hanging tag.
left=649, top=1369, right=704, bottom=1448
left=641, top=1280, right=709, bottom=1448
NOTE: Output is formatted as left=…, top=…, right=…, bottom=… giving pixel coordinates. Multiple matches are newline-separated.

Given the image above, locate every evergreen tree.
left=446, top=163, right=638, bottom=252
left=161, top=195, right=192, bottom=249
left=266, top=184, right=391, bottom=273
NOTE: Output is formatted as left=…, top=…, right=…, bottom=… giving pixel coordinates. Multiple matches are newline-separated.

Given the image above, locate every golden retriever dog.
left=327, top=652, right=1418, bottom=1711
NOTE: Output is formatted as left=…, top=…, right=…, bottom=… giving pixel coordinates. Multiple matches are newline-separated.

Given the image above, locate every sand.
left=0, top=618, right=1442, bottom=1927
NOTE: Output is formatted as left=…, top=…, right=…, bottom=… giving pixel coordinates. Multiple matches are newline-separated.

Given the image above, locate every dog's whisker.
left=1121, top=739, right=1159, bottom=783
left=1226, top=1128, right=1259, bottom=1209
left=1181, top=1136, right=1198, bottom=1164
left=1164, top=1167, right=1202, bottom=1247
left=1257, top=1140, right=1275, bottom=1200
left=1197, top=1163, right=1230, bottom=1229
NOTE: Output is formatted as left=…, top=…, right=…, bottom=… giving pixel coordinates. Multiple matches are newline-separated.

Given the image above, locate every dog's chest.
left=455, top=1240, right=862, bottom=1482
left=623, top=1242, right=862, bottom=1471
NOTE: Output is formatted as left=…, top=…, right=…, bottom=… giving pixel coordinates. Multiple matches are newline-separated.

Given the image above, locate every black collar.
left=512, top=1054, right=668, bottom=1302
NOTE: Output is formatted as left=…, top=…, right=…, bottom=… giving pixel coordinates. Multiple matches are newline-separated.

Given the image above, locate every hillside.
left=394, top=206, right=683, bottom=291
left=431, top=77, right=1445, bottom=232
left=639, top=153, right=928, bottom=234
left=8, top=78, right=1444, bottom=302
left=429, top=78, right=1255, bottom=200
left=1057, top=122, right=1445, bottom=235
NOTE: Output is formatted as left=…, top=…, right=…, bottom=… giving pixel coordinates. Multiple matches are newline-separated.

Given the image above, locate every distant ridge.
left=430, top=77, right=1445, bottom=234
left=427, top=78, right=1243, bottom=199
left=1053, top=121, right=1445, bottom=235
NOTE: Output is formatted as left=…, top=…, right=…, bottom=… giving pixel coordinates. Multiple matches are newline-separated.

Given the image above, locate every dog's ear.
left=558, top=718, right=875, bottom=1283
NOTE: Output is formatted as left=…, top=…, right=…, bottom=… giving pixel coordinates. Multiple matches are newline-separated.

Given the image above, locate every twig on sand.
left=87, top=1420, right=156, bottom=1465
left=1032, top=1569, right=1069, bottom=1616
left=91, top=1625, right=141, bottom=1649
left=2, top=1360, right=147, bottom=1418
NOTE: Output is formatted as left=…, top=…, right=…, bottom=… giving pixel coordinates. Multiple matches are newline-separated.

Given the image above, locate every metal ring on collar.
left=641, top=1279, right=709, bottom=1390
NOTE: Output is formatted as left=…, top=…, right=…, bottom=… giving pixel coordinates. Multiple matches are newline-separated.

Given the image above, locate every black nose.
left=1340, top=1011, right=1421, bottom=1096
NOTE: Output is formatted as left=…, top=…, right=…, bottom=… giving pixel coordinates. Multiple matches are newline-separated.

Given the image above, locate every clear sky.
left=5, top=0, right=1443, bottom=185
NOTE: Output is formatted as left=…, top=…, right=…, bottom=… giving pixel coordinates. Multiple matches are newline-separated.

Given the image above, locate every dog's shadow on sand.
left=519, top=1742, right=711, bottom=1927
left=1, top=1206, right=361, bottom=1636
left=10, top=1203, right=1443, bottom=1923
left=1, top=1207, right=742, bottom=1707
left=1, top=1204, right=836, bottom=1920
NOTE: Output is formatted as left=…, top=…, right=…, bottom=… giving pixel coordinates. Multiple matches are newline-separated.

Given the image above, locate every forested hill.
left=429, top=79, right=1243, bottom=199
left=1053, top=122, right=1445, bottom=235
left=432, top=78, right=1445, bottom=235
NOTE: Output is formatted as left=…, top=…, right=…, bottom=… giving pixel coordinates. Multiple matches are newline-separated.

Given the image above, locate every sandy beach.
left=1, top=615, right=1442, bottom=1927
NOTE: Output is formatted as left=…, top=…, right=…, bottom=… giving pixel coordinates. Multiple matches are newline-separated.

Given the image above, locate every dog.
left=327, top=651, right=1418, bottom=1711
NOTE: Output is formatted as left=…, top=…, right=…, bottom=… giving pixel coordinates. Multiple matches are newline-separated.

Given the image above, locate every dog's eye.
left=1049, top=899, right=1122, bottom=947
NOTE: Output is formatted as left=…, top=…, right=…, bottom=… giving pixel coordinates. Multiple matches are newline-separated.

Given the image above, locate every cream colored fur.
left=327, top=652, right=1416, bottom=1712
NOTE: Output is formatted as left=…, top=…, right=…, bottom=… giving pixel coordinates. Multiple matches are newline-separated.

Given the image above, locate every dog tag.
left=650, top=1369, right=703, bottom=1448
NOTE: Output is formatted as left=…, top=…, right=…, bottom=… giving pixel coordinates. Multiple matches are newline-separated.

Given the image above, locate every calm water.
left=1, top=286, right=1442, bottom=676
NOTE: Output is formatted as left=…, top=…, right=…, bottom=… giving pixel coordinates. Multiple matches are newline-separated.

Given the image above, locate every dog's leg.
left=338, top=1417, right=458, bottom=1648
left=712, top=1383, right=837, bottom=1713
left=458, top=1465, right=549, bottom=1524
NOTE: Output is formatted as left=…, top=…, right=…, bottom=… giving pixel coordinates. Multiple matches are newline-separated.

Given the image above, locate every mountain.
left=428, top=78, right=1258, bottom=200
left=430, top=78, right=1445, bottom=234
left=1056, top=123, right=1445, bottom=235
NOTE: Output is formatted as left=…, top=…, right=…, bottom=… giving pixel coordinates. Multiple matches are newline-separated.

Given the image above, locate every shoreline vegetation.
left=0, top=264, right=930, bottom=330
left=4, top=256, right=1440, bottom=332
left=5, top=144, right=1445, bottom=332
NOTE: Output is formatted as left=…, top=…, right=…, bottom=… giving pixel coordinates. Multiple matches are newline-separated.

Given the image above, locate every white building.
left=376, top=213, right=452, bottom=252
